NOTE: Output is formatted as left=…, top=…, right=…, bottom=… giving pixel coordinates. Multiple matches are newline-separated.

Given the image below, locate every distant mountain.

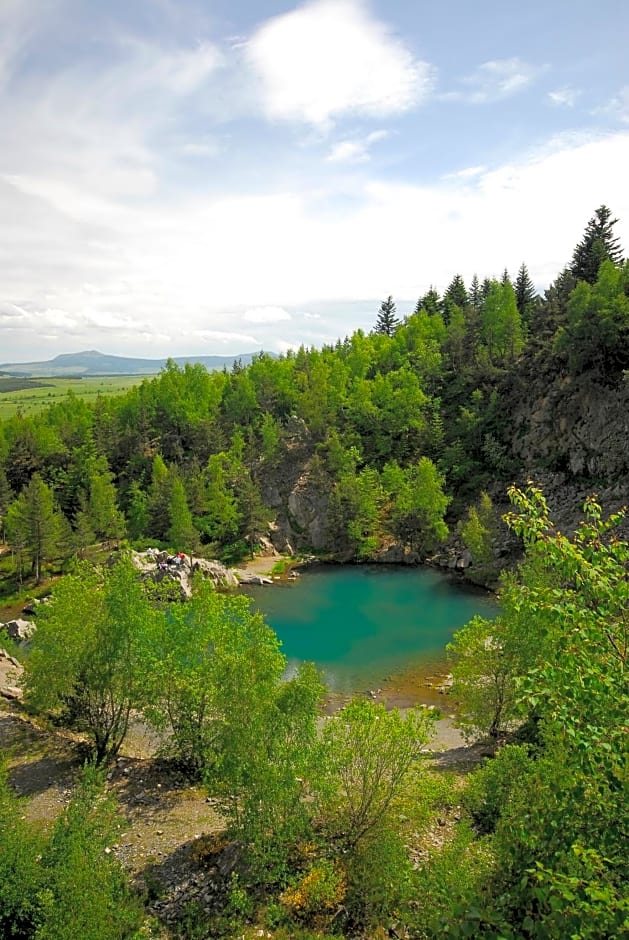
left=0, top=349, right=272, bottom=377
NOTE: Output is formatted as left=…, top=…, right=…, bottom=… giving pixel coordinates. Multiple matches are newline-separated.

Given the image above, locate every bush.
left=463, top=745, right=532, bottom=835
left=0, top=761, right=143, bottom=940
left=0, top=761, right=43, bottom=938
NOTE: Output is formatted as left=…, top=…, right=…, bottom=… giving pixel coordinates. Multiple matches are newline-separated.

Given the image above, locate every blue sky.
left=1, top=0, right=628, bottom=361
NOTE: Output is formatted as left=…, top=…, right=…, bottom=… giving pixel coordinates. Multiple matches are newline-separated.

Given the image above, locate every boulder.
left=455, top=549, right=473, bottom=570
left=5, top=619, right=37, bottom=642
left=235, top=571, right=273, bottom=585
left=190, top=558, right=239, bottom=588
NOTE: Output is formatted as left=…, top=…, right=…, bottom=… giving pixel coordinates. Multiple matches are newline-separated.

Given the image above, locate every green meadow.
left=0, top=374, right=153, bottom=419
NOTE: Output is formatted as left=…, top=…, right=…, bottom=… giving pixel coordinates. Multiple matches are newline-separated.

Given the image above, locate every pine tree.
left=514, top=263, right=537, bottom=322
left=570, top=205, right=624, bottom=284
left=480, top=277, right=493, bottom=301
left=5, top=475, right=65, bottom=582
left=415, top=287, right=440, bottom=316
left=469, top=274, right=481, bottom=311
left=167, top=477, right=199, bottom=552
left=0, top=468, right=11, bottom=542
left=126, top=482, right=149, bottom=541
left=374, top=296, right=399, bottom=336
left=147, top=454, right=171, bottom=541
left=443, top=274, right=468, bottom=323
left=86, top=469, right=126, bottom=542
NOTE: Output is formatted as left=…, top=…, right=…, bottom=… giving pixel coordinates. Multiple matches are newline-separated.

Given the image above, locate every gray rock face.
left=510, top=373, right=629, bottom=481
left=261, top=449, right=332, bottom=553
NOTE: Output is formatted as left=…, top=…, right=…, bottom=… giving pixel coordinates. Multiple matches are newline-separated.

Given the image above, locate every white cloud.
left=0, top=300, right=29, bottom=322
left=2, top=131, right=629, bottom=359
left=246, top=0, right=433, bottom=127
left=243, top=305, right=292, bottom=323
left=0, top=0, right=627, bottom=361
left=448, top=57, right=544, bottom=103
left=548, top=86, right=580, bottom=108
left=275, top=339, right=300, bottom=354
left=326, top=129, right=389, bottom=163
left=599, top=85, right=629, bottom=123
left=327, top=140, right=370, bottom=164
left=191, top=329, right=261, bottom=345
left=443, top=164, right=486, bottom=181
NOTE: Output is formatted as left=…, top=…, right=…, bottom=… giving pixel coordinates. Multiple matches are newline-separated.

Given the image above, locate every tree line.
left=0, top=206, right=626, bottom=584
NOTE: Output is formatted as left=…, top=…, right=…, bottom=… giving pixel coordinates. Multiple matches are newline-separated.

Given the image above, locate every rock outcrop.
left=509, top=372, right=629, bottom=481
left=130, top=551, right=239, bottom=598
left=0, top=619, right=37, bottom=642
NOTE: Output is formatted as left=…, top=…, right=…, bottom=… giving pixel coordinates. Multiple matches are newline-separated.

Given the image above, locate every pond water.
left=243, top=565, right=496, bottom=698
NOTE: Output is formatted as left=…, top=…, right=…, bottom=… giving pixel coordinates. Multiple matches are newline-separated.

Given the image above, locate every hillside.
left=0, top=349, right=271, bottom=377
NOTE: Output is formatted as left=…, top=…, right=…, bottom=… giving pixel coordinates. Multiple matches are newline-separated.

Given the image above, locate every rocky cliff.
left=498, top=365, right=629, bottom=538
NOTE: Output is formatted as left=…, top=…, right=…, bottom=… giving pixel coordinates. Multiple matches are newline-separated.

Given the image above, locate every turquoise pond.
left=242, top=565, right=497, bottom=696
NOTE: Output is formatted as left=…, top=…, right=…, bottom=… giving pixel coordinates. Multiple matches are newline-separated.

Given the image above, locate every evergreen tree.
left=374, top=296, right=399, bottom=336
left=85, top=467, right=126, bottom=542
left=468, top=274, right=482, bottom=311
left=167, top=476, right=199, bottom=552
left=415, top=287, right=440, bottom=316
left=445, top=304, right=467, bottom=373
left=480, top=277, right=493, bottom=301
left=0, top=467, right=11, bottom=542
left=125, top=482, right=148, bottom=541
left=514, top=262, right=537, bottom=321
left=444, top=274, right=468, bottom=309
left=570, top=204, right=624, bottom=284
left=202, top=452, right=241, bottom=546
left=5, top=474, right=65, bottom=582
left=556, top=259, right=629, bottom=374
left=74, top=496, right=96, bottom=557
left=147, top=454, right=171, bottom=541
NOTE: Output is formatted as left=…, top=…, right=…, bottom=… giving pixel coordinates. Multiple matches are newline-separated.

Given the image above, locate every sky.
left=1, top=0, right=628, bottom=362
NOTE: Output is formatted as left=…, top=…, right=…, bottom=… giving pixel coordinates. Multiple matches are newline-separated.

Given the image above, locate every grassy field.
left=0, top=374, right=154, bottom=420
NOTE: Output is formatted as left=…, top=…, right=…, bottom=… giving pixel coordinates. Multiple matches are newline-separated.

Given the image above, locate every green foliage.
left=382, top=457, right=450, bottom=555
left=6, top=474, right=68, bottom=582
left=341, top=821, right=413, bottom=928
left=481, top=280, right=524, bottom=365
left=570, top=204, right=624, bottom=284
left=453, top=484, right=629, bottom=936
left=411, top=823, right=495, bottom=938
left=144, top=580, right=326, bottom=879
left=83, top=463, right=126, bottom=542
left=463, top=744, right=532, bottom=834
left=25, top=558, right=158, bottom=762
left=167, top=475, right=199, bottom=551
left=0, top=761, right=142, bottom=940
left=448, top=604, right=534, bottom=742
left=125, top=480, right=148, bottom=540
left=328, top=465, right=384, bottom=558
left=36, top=765, right=143, bottom=939
left=312, top=700, right=434, bottom=850
left=514, top=262, right=537, bottom=323
left=555, top=259, right=629, bottom=374
left=374, top=295, right=399, bottom=336
left=459, top=491, right=498, bottom=581
left=0, top=760, right=44, bottom=938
